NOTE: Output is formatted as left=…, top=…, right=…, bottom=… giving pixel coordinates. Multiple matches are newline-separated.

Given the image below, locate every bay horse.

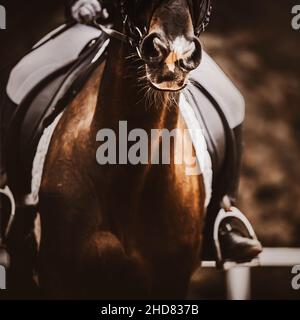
left=39, top=0, right=208, bottom=299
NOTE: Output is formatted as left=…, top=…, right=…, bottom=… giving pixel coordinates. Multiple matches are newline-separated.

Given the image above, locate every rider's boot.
left=205, top=198, right=262, bottom=263
left=219, top=219, right=262, bottom=263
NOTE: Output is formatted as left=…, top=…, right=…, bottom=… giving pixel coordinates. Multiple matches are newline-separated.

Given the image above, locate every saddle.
left=1, top=23, right=108, bottom=197
left=0, top=23, right=246, bottom=264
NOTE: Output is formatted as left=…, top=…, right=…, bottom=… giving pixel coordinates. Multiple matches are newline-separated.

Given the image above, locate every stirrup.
left=0, top=185, right=16, bottom=239
left=213, top=196, right=261, bottom=270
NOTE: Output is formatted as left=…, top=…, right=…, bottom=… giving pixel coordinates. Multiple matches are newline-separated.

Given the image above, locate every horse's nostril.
left=178, top=80, right=185, bottom=87
left=192, top=37, right=202, bottom=64
left=180, top=38, right=202, bottom=71
left=141, top=33, right=167, bottom=64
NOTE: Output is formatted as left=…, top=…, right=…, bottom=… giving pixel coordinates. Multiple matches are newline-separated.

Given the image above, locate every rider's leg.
left=0, top=95, right=17, bottom=186
left=0, top=84, right=38, bottom=296
left=0, top=82, right=17, bottom=273
left=6, top=205, right=38, bottom=298
left=218, top=124, right=262, bottom=262
left=202, top=123, right=262, bottom=263
left=1, top=77, right=17, bottom=186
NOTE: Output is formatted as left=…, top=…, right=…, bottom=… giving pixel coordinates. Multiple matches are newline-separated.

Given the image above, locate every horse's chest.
left=108, top=164, right=203, bottom=245
left=123, top=168, right=204, bottom=265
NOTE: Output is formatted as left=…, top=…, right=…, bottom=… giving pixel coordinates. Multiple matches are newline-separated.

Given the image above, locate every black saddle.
left=1, top=26, right=109, bottom=199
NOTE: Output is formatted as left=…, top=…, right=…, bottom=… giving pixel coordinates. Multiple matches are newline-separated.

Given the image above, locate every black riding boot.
left=218, top=220, right=262, bottom=262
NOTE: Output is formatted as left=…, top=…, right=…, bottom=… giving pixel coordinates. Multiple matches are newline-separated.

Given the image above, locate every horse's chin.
left=144, top=66, right=187, bottom=92
left=150, top=81, right=185, bottom=92
left=147, top=77, right=187, bottom=92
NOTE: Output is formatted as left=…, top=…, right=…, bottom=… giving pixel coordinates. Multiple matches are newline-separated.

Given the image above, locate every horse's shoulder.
left=49, top=62, right=106, bottom=153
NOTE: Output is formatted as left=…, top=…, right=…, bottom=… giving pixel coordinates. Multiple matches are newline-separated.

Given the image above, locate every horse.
left=38, top=0, right=209, bottom=299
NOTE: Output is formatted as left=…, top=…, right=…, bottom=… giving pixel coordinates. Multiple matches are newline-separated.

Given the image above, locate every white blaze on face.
left=165, top=36, right=195, bottom=72
left=145, top=35, right=196, bottom=91
left=148, top=36, right=194, bottom=90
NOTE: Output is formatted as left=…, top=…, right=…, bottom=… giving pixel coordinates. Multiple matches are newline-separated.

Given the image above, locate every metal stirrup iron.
left=213, top=196, right=260, bottom=269
left=0, top=185, right=16, bottom=240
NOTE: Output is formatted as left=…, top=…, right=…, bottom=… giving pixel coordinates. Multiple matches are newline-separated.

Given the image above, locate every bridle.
left=189, top=0, right=213, bottom=36
left=94, top=0, right=212, bottom=56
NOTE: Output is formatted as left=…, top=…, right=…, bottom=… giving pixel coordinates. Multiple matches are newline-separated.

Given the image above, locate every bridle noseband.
left=94, top=0, right=212, bottom=56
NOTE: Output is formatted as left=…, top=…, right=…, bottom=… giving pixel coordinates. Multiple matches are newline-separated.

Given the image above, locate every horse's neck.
left=92, top=40, right=180, bottom=134
left=88, top=39, right=203, bottom=226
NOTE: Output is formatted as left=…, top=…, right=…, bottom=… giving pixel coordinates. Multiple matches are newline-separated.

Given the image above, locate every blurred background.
left=0, top=0, right=299, bottom=299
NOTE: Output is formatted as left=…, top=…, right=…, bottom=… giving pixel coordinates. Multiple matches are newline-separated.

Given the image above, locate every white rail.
left=201, top=247, right=300, bottom=300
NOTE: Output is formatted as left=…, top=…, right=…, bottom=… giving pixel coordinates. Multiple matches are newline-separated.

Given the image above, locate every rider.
left=0, top=0, right=262, bottom=267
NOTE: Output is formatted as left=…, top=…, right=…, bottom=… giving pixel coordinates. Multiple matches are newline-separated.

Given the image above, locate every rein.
left=93, top=0, right=212, bottom=57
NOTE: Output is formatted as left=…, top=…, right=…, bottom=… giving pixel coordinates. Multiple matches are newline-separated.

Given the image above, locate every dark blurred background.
left=0, top=0, right=299, bottom=299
